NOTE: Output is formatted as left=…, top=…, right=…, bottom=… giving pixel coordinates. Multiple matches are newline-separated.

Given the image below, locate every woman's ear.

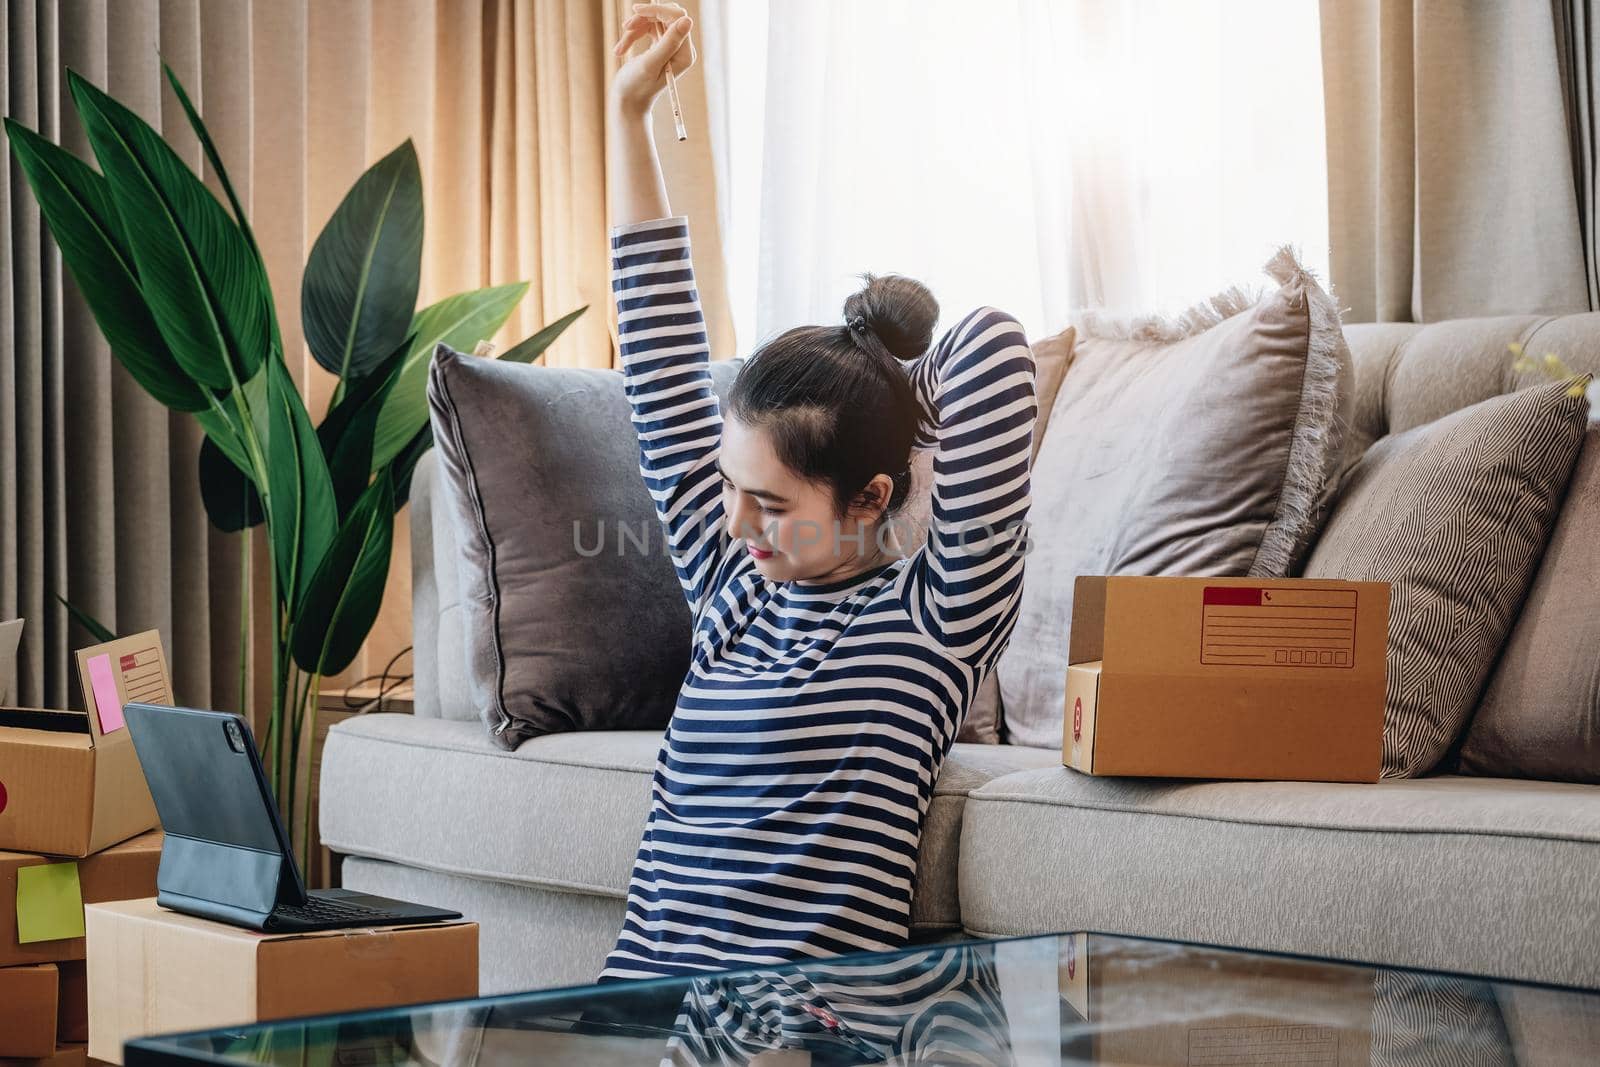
left=846, top=474, right=895, bottom=521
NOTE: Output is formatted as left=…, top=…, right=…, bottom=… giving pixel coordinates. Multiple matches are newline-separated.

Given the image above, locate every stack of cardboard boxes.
left=0, top=693, right=163, bottom=1066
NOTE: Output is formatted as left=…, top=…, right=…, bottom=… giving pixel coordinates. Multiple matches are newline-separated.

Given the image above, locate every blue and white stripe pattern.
left=658, top=945, right=1014, bottom=1065
left=602, top=214, right=1036, bottom=981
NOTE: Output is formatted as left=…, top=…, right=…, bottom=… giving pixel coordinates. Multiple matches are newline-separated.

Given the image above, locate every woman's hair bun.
left=842, top=272, right=938, bottom=362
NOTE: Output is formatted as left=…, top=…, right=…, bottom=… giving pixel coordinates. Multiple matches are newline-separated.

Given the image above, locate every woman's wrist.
left=607, top=86, right=655, bottom=125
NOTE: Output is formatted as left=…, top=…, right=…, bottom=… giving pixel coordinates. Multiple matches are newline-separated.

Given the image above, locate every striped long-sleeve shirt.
left=659, top=944, right=1014, bottom=1065
left=600, top=214, right=1036, bottom=981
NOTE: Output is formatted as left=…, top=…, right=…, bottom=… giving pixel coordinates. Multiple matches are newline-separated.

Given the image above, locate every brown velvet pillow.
left=1456, top=425, right=1600, bottom=782
left=1303, top=379, right=1591, bottom=778
left=998, top=250, right=1354, bottom=749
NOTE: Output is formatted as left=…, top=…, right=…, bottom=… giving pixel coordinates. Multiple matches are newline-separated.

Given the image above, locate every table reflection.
left=178, top=933, right=1600, bottom=1066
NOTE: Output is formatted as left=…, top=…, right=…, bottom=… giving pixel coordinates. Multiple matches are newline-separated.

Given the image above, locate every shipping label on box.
left=1062, top=576, right=1390, bottom=782
left=0, top=630, right=168, bottom=857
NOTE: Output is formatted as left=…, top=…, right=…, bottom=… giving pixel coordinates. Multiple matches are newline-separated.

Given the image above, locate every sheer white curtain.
left=707, top=0, right=1329, bottom=349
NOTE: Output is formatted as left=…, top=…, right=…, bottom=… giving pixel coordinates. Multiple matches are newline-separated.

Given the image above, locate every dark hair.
left=728, top=272, right=938, bottom=519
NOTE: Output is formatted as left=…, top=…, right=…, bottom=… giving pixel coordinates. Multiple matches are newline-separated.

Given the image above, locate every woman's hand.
left=610, top=3, right=696, bottom=118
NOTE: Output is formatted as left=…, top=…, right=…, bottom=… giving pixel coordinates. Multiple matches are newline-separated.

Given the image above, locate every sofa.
left=320, top=314, right=1600, bottom=997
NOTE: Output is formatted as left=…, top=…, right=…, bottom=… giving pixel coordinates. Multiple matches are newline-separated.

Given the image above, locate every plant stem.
left=286, top=661, right=308, bottom=831
left=300, top=672, right=323, bottom=879
left=272, top=606, right=288, bottom=806
left=287, top=663, right=302, bottom=829
left=237, top=527, right=250, bottom=719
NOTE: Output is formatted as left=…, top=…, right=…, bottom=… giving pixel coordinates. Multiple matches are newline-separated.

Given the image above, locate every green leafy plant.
left=6, top=62, right=585, bottom=870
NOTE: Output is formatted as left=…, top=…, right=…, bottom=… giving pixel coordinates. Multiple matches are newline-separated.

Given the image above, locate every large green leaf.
left=369, top=283, right=530, bottom=470
left=266, top=357, right=338, bottom=612
left=302, top=141, right=423, bottom=384
left=288, top=472, right=395, bottom=676
left=67, top=68, right=271, bottom=390
left=389, top=424, right=435, bottom=510
left=159, top=59, right=285, bottom=362
left=4, top=119, right=210, bottom=412
left=194, top=362, right=269, bottom=532
left=497, top=305, right=588, bottom=364
left=55, top=595, right=117, bottom=644
left=316, top=333, right=413, bottom=519
left=198, top=434, right=265, bottom=532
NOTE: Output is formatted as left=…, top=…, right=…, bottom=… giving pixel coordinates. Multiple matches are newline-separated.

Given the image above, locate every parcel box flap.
left=1068, top=576, right=1110, bottom=665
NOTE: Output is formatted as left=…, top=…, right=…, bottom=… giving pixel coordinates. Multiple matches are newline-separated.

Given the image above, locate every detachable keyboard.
left=271, top=894, right=410, bottom=926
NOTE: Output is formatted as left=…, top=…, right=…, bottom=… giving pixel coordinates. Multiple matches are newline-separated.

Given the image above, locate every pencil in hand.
left=653, top=24, right=689, bottom=141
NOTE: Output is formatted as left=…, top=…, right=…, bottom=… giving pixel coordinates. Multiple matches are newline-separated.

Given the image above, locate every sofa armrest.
left=409, top=451, right=474, bottom=721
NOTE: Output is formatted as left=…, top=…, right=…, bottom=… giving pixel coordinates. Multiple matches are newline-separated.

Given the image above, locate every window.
left=714, top=0, right=1328, bottom=348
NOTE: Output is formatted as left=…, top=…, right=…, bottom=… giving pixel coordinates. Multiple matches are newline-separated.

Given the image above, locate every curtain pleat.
left=1320, top=0, right=1594, bottom=322
left=4, top=0, right=733, bottom=716
left=1554, top=0, right=1600, bottom=312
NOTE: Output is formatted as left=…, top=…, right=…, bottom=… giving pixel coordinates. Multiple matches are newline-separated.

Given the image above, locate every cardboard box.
left=1062, top=575, right=1389, bottom=782
left=86, top=898, right=478, bottom=1066
left=57, top=960, right=87, bottom=1044
left=1, top=832, right=162, bottom=968
left=0, top=631, right=169, bottom=857
left=1060, top=933, right=1374, bottom=1065
left=0, top=963, right=59, bottom=1057
left=0, top=1044, right=87, bottom=1067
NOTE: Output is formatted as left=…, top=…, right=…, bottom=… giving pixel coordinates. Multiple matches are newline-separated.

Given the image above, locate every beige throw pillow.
left=999, top=248, right=1354, bottom=749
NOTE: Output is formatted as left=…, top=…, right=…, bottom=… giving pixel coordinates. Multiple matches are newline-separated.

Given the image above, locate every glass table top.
left=125, top=931, right=1600, bottom=1066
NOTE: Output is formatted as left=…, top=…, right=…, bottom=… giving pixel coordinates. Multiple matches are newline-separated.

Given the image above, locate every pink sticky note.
left=86, top=653, right=125, bottom=733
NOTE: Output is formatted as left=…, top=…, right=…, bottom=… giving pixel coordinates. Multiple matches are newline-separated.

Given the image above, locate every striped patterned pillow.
left=1303, top=377, right=1592, bottom=778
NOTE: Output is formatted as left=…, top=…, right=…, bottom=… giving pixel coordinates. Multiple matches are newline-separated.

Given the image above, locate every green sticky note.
left=16, top=861, right=85, bottom=944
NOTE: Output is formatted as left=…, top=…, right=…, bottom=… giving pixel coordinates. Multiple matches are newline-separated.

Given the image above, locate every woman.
left=603, top=3, right=1037, bottom=984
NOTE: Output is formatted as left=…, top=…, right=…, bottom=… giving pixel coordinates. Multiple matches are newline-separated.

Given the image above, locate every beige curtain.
left=3, top=0, right=732, bottom=716
left=1319, top=0, right=1595, bottom=322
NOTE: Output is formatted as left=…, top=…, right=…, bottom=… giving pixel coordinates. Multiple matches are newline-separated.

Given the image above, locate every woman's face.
left=719, top=415, right=895, bottom=584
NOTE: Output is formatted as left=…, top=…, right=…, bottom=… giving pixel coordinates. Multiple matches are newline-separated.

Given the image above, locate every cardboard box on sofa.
left=0, top=962, right=59, bottom=1058
left=0, top=831, right=163, bottom=968
left=1059, top=933, right=1374, bottom=1065
left=1063, top=575, right=1389, bottom=782
left=87, top=898, right=478, bottom=1066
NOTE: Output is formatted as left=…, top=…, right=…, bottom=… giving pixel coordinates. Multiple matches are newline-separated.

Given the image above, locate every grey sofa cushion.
left=958, top=767, right=1600, bottom=989
left=425, top=343, right=743, bottom=748
left=999, top=249, right=1353, bottom=748
left=320, top=714, right=1060, bottom=931
left=1457, top=427, right=1600, bottom=783
left=1303, top=379, right=1591, bottom=778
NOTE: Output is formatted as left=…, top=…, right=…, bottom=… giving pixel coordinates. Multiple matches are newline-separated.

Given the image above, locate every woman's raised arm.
left=606, top=8, right=734, bottom=619
left=896, top=308, right=1037, bottom=666
left=608, top=5, right=695, bottom=228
